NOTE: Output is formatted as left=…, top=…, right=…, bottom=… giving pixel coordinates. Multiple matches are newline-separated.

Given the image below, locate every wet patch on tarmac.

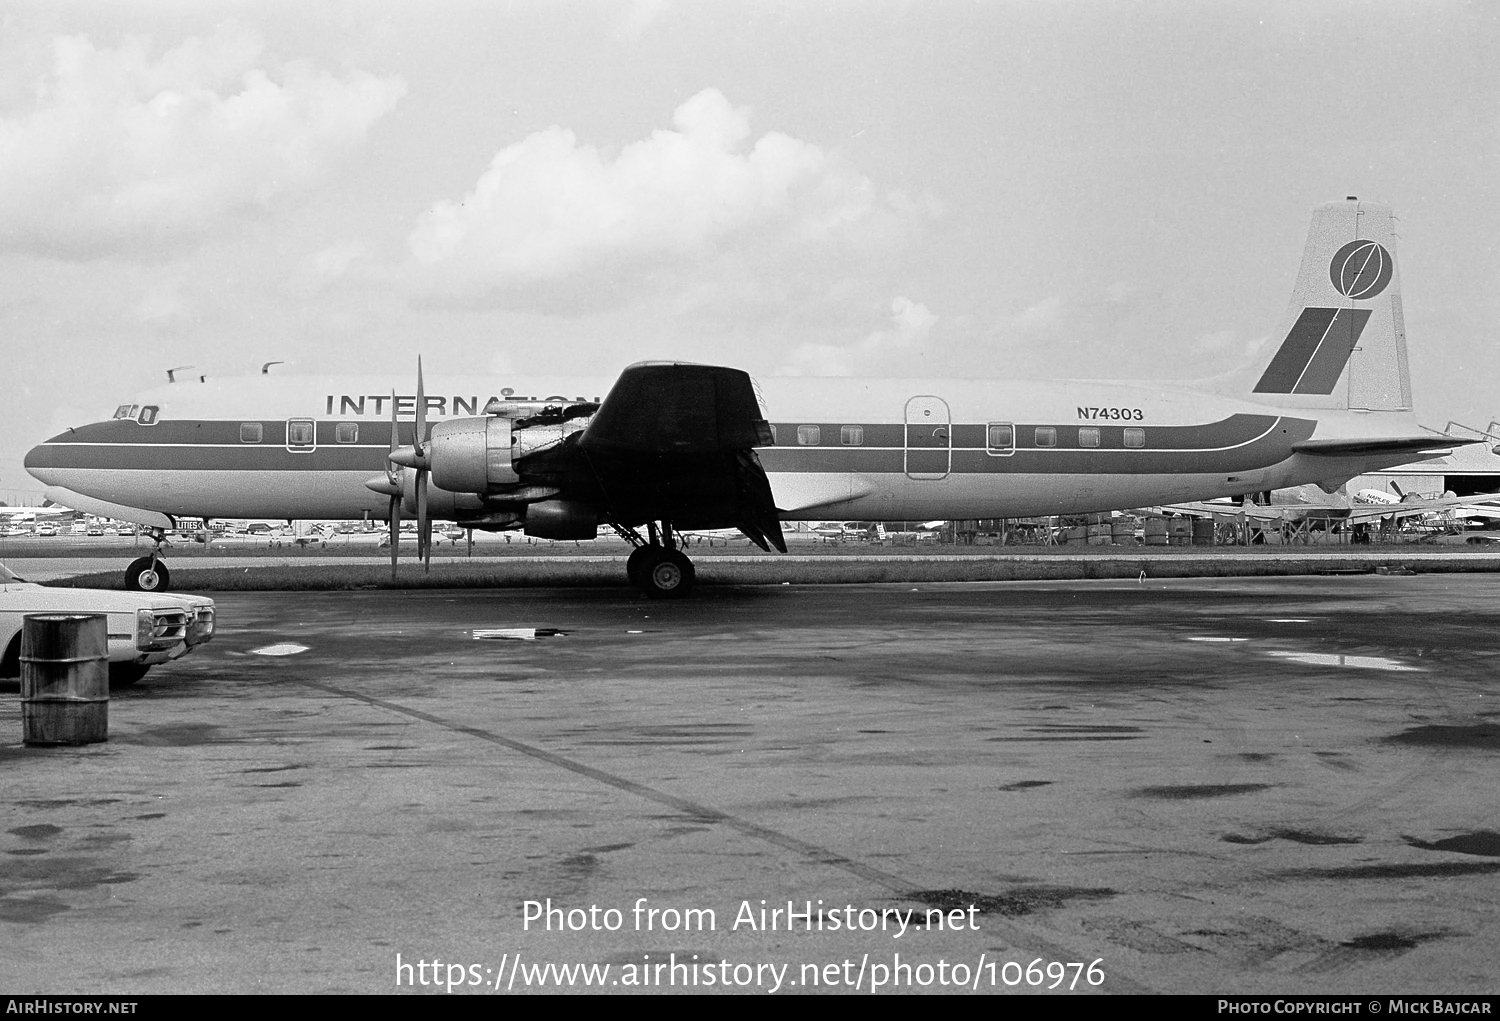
left=0, top=898, right=72, bottom=923
left=1386, top=723, right=1500, bottom=750
left=240, top=764, right=303, bottom=774
left=0, top=857, right=140, bottom=894
left=14, top=798, right=121, bottom=809
left=1341, top=930, right=1446, bottom=952
left=115, top=722, right=240, bottom=747
left=996, top=780, right=1053, bottom=791
left=1133, top=783, right=1275, bottom=800
left=1405, top=831, right=1500, bottom=856
left=907, top=886, right=1115, bottom=918
left=558, top=723, right=755, bottom=746
left=1313, top=752, right=1358, bottom=771
left=581, top=842, right=634, bottom=854
left=8, top=824, right=63, bottom=840
left=1302, top=929, right=1450, bottom=971
left=988, top=724, right=1142, bottom=743
left=1281, top=861, right=1500, bottom=880
left=1223, top=829, right=1361, bottom=846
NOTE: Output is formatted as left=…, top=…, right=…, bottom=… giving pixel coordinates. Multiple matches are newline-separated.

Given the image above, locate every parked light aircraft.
left=1156, top=483, right=1500, bottom=531
left=25, top=199, right=1472, bottom=596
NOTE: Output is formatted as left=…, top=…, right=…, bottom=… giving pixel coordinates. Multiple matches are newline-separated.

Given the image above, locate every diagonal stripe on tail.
left=1253, top=307, right=1372, bottom=395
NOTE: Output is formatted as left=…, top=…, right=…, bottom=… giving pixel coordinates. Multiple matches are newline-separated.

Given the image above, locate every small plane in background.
left=26, top=198, right=1478, bottom=596
left=1353, top=483, right=1500, bottom=522
left=1156, top=483, right=1500, bottom=531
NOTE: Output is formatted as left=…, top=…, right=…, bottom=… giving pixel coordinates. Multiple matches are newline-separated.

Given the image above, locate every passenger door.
left=904, top=396, right=950, bottom=479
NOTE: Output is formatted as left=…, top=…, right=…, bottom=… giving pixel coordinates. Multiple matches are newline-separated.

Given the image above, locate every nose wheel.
left=125, top=556, right=170, bottom=592
left=124, top=528, right=171, bottom=591
left=618, top=522, right=696, bottom=598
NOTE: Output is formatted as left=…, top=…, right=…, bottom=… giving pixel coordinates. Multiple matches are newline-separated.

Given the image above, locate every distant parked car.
left=117, top=525, right=136, bottom=536
left=0, top=561, right=215, bottom=686
left=35, top=523, right=58, bottom=537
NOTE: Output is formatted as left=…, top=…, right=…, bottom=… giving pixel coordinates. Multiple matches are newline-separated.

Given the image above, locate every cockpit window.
left=113, top=405, right=137, bottom=420
left=137, top=405, right=159, bottom=425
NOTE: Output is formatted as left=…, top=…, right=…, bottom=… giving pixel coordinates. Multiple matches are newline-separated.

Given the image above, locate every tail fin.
left=1247, top=198, right=1412, bottom=412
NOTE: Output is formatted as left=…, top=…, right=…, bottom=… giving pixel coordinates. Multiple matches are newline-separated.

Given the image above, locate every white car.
left=0, top=562, right=215, bottom=686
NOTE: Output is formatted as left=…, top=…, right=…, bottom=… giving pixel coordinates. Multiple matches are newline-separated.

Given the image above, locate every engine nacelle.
left=523, top=499, right=599, bottom=540
left=427, top=417, right=519, bottom=494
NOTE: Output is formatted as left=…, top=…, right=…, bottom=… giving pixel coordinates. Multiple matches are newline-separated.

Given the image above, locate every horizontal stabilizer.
left=1290, top=436, right=1470, bottom=457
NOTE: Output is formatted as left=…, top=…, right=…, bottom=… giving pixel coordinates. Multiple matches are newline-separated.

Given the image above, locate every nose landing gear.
left=124, top=528, right=171, bottom=592
left=616, top=521, right=696, bottom=598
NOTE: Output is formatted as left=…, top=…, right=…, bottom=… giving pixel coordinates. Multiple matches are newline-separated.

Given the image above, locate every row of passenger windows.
left=792, top=425, right=864, bottom=446
left=238, top=421, right=359, bottom=444
left=780, top=424, right=1147, bottom=449
left=988, top=425, right=1146, bottom=449
left=234, top=420, right=1147, bottom=449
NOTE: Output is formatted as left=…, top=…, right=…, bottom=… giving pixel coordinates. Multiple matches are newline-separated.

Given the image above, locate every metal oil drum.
left=21, top=614, right=108, bottom=746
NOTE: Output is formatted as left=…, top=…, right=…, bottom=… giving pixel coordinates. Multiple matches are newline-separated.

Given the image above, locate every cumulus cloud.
left=0, top=25, right=405, bottom=259
left=405, top=88, right=924, bottom=310
left=780, top=296, right=937, bottom=376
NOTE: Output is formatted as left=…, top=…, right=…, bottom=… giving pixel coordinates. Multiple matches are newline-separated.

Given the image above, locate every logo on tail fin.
left=1330, top=240, right=1392, bottom=299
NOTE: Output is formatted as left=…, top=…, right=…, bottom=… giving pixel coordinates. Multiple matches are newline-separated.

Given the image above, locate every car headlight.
left=135, top=608, right=187, bottom=651
left=187, top=606, right=215, bottom=645
left=135, top=608, right=161, bottom=650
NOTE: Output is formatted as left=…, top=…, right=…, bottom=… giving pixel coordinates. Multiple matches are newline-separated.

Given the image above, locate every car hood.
left=0, top=581, right=212, bottom=612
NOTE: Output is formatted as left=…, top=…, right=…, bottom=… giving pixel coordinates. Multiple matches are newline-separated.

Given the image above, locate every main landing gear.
left=124, top=528, right=170, bottom=592
left=615, top=521, right=695, bottom=599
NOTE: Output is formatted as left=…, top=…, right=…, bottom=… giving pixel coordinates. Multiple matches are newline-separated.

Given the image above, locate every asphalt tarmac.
left=2, top=577, right=1497, bottom=995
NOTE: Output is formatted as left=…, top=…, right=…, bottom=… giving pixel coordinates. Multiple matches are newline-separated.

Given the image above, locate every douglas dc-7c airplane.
left=25, top=198, right=1469, bottom=597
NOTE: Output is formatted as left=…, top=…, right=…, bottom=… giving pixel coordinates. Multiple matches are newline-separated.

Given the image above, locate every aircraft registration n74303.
left=25, top=198, right=1469, bottom=597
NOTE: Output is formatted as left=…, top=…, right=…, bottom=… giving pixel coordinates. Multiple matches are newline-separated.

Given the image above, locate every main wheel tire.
left=108, top=663, right=150, bottom=687
left=638, top=548, right=695, bottom=599
left=124, top=557, right=170, bottom=592
left=626, top=546, right=653, bottom=587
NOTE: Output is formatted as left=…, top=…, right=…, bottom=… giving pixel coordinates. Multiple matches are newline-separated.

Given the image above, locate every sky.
left=1, top=0, right=1496, bottom=502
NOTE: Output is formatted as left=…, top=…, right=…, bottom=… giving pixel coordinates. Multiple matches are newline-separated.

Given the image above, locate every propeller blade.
left=387, top=388, right=400, bottom=480
left=388, top=491, right=401, bottom=581
left=414, top=357, right=426, bottom=463
left=417, top=469, right=430, bottom=571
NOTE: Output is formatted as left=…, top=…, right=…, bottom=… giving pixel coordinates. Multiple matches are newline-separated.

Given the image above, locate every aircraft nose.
left=24, top=435, right=63, bottom=485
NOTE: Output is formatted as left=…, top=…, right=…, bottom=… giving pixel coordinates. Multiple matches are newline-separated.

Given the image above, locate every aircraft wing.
left=1346, top=490, right=1500, bottom=524
left=576, top=363, right=786, bottom=552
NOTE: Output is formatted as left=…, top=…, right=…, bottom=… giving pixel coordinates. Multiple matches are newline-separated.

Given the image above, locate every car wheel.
left=639, top=548, right=695, bottom=599
left=125, top=557, right=170, bottom=592
left=108, top=663, right=150, bottom=687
